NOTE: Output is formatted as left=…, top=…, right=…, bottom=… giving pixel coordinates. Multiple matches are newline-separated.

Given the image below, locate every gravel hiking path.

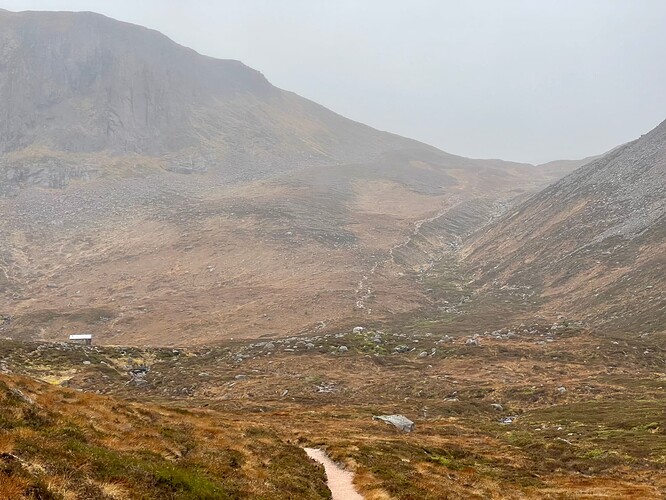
left=304, top=447, right=363, bottom=499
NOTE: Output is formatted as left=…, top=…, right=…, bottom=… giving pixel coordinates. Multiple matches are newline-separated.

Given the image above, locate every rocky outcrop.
left=1, top=157, right=97, bottom=195
left=0, top=8, right=438, bottom=196
left=0, top=9, right=272, bottom=156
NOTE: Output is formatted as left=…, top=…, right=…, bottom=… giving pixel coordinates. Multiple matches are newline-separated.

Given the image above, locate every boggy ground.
left=1, top=320, right=664, bottom=499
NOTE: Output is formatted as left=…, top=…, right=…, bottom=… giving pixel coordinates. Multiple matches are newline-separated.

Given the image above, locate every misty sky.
left=1, top=1, right=665, bottom=164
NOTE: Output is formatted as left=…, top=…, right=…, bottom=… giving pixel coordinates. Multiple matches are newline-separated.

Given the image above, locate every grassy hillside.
left=0, top=373, right=329, bottom=499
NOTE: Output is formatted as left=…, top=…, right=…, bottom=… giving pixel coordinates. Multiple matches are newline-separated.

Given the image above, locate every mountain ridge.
left=462, top=118, right=666, bottom=333
left=0, top=8, right=432, bottom=176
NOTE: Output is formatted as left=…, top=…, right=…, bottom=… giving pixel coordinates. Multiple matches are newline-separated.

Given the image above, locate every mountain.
left=464, top=119, right=666, bottom=333
left=1, top=7, right=534, bottom=193
left=1, top=9, right=663, bottom=500
left=0, top=7, right=421, bottom=159
left=0, top=8, right=428, bottom=190
left=0, top=9, right=583, bottom=345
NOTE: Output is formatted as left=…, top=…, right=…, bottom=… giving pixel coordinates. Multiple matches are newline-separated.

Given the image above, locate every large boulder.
left=373, top=414, right=415, bottom=432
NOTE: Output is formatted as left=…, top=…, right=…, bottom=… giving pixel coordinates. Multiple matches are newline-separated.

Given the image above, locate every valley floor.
left=1, top=321, right=664, bottom=499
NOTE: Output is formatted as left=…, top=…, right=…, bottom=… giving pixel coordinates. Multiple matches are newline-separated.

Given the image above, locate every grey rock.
left=9, top=388, right=34, bottom=405
left=373, top=414, right=415, bottom=433
left=315, top=382, right=336, bottom=393
left=0, top=9, right=438, bottom=199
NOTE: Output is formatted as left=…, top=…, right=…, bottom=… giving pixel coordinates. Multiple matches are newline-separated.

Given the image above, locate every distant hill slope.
left=0, top=9, right=585, bottom=344
left=464, top=119, right=666, bottom=333
left=0, top=8, right=581, bottom=191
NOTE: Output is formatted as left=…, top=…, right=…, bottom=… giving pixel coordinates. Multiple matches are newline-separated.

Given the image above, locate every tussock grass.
left=0, top=375, right=328, bottom=499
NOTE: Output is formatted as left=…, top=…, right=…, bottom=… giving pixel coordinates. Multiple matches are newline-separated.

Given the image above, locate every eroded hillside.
left=0, top=149, right=571, bottom=345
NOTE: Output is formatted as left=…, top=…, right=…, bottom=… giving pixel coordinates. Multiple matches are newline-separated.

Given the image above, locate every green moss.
left=582, top=449, right=606, bottom=459
left=426, top=454, right=464, bottom=469
left=151, top=464, right=231, bottom=499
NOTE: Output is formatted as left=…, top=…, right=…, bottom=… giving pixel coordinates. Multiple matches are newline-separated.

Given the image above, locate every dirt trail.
left=304, top=447, right=363, bottom=500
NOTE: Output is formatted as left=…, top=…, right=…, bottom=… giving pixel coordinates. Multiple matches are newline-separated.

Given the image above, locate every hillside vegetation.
left=1, top=322, right=664, bottom=499
left=463, top=119, right=666, bottom=333
left=0, top=373, right=329, bottom=499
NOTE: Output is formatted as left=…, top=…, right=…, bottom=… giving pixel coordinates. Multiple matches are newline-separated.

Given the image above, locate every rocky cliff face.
left=0, top=9, right=272, bottom=155
left=0, top=9, right=433, bottom=193
left=464, top=119, right=666, bottom=332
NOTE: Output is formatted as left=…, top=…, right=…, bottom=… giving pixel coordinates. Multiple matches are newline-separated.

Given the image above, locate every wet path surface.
left=304, top=447, right=363, bottom=500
